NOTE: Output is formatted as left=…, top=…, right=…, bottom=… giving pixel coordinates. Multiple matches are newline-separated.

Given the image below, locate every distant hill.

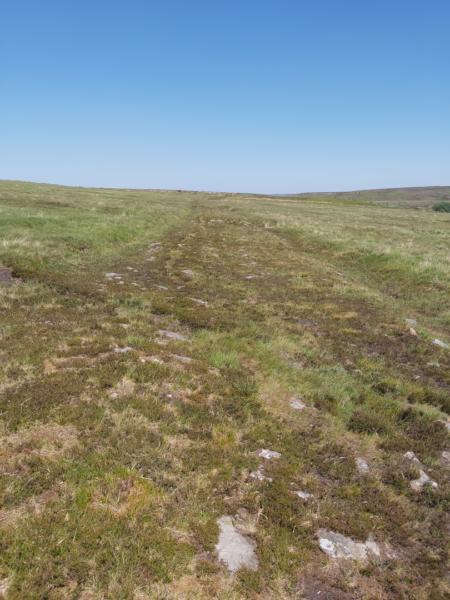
left=284, top=186, right=450, bottom=209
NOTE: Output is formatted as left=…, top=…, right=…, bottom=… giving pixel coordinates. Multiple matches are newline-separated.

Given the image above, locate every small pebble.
left=293, top=491, right=314, bottom=499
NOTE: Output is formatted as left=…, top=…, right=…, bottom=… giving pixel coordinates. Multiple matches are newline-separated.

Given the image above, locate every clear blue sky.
left=1, top=0, right=449, bottom=193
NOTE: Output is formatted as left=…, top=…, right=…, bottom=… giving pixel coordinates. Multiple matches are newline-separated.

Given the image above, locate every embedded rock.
left=157, top=330, right=190, bottom=342
left=356, top=458, right=369, bottom=474
left=215, top=516, right=258, bottom=574
left=433, top=339, right=449, bottom=349
left=290, top=399, right=307, bottom=410
left=410, top=469, right=438, bottom=491
left=317, top=530, right=380, bottom=562
left=190, top=298, right=208, bottom=305
left=441, top=451, right=450, bottom=465
left=259, top=449, right=281, bottom=460
left=250, top=469, right=272, bottom=482
left=293, top=491, right=314, bottom=500
left=404, top=451, right=420, bottom=463
left=170, top=354, right=193, bottom=363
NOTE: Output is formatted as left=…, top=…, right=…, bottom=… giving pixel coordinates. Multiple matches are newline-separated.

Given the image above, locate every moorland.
left=0, top=180, right=450, bottom=599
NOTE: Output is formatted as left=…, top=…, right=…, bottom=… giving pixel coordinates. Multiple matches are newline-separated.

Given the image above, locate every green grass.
left=0, top=180, right=450, bottom=599
left=433, top=202, right=450, bottom=213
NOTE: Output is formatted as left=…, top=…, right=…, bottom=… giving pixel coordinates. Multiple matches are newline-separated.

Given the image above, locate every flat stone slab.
left=189, top=297, right=208, bottom=305
left=405, top=318, right=417, bottom=326
left=170, top=354, right=193, bottom=363
left=114, top=347, right=133, bottom=353
left=433, top=339, right=449, bottom=349
left=259, top=449, right=281, bottom=460
left=182, top=269, right=194, bottom=276
left=293, top=490, right=314, bottom=500
left=157, top=330, right=190, bottom=342
left=290, top=399, right=307, bottom=410
left=215, top=516, right=258, bottom=574
left=317, top=530, right=380, bottom=562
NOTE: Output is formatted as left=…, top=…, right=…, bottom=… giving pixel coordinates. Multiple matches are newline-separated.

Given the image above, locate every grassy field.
left=1, top=180, right=450, bottom=599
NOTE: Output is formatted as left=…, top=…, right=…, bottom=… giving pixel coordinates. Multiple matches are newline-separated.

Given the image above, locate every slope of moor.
left=0, top=181, right=450, bottom=599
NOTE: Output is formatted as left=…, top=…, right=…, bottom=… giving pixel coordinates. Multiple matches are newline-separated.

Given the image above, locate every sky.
left=1, top=0, right=449, bottom=193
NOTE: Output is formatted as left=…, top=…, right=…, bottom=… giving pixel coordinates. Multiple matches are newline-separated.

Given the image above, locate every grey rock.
left=404, top=451, right=420, bottom=463
left=365, top=533, right=381, bottom=557
left=215, top=516, right=258, bottom=574
left=190, top=298, right=208, bottom=305
left=410, top=469, right=438, bottom=491
left=427, top=362, right=440, bottom=367
left=293, top=491, right=314, bottom=500
left=114, top=347, right=133, bottom=353
left=433, top=339, right=449, bottom=349
left=182, top=269, right=194, bottom=276
left=155, top=285, right=168, bottom=290
left=170, top=354, right=193, bottom=363
left=405, top=318, right=417, bottom=326
left=441, top=451, right=450, bottom=464
left=441, top=450, right=450, bottom=465
left=157, top=330, right=190, bottom=342
left=437, top=419, right=450, bottom=431
left=105, top=272, right=122, bottom=278
left=290, top=399, right=307, bottom=410
left=259, top=449, right=281, bottom=460
left=250, top=469, right=272, bottom=482
left=356, top=458, right=369, bottom=474
left=317, top=529, right=380, bottom=562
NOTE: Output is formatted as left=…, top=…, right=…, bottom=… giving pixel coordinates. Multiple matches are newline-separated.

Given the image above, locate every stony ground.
left=1, top=181, right=450, bottom=599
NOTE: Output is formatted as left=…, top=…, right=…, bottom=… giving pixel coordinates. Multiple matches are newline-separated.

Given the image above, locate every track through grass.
left=1, top=181, right=450, bottom=599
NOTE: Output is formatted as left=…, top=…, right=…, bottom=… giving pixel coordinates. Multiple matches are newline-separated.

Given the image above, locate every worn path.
left=1, top=190, right=450, bottom=599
